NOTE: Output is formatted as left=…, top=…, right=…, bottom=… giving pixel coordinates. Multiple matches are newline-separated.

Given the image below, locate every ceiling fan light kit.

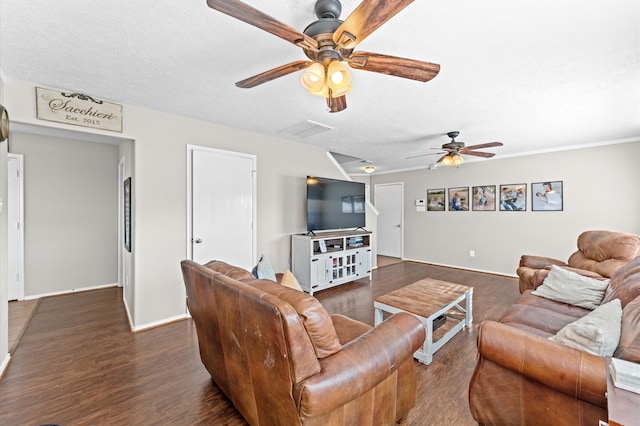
left=205, top=0, right=440, bottom=112
left=440, top=153, right=464, bottom=167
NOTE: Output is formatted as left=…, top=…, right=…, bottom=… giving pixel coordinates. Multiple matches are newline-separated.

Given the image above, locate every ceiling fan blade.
left=405, top=152, right=441, bottom=160
left=462, top=151, right=495, bottom=158
left=332, top=0, right=415, bottom=50
left=327, top=95, right=348, bottom=113
left=207, top=0, right=318, bottom=50
left=461, top=142, right=504, bottom=151
left=348, top=52, right=440, bottom=82
left=235, top=61, right=313, bottom=88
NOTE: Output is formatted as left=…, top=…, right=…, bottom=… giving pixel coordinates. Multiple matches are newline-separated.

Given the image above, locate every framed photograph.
left=472, top=185, right=496, bottom=211
left=123, top=177, right=132, bottom=252
left=448, top=187, right=469, bottom=211
left=499, top=183, right=526, bottom=211
left=532, top=180, right=563, bottom=211
left=426, top=188, right=445, bottom=211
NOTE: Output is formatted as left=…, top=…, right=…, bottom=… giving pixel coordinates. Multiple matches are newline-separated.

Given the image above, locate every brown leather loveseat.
left=469, top=256, right=640, bottom=425
left=181, top=259, right=426, bottom=425
left=517, top=230, right=640, bottom=293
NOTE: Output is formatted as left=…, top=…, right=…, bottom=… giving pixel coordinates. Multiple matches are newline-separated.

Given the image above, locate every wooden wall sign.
left=35, top=87, right=123, bottom=132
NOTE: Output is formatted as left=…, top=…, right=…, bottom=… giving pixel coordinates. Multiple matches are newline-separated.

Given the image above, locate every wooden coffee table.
left=374, top=278, right=473, bottom=365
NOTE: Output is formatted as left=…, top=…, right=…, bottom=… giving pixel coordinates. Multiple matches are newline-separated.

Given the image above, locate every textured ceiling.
left=1, top=0, right=639, bottom=174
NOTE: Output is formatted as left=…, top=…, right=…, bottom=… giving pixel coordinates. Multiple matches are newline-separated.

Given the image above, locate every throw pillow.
left=532, top=265, right=610, bottom=309
left=549, top=299, right=622, bottom=356
left=281, top=269, right=303, bottom=292
left=252, top=254, right=276, bottom=281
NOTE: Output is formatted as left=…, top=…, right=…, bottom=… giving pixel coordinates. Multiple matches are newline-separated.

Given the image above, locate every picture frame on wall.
left=472, top=185, right=496, bottom=211
left=499, top=183, right=526, bottom=211
left=426, top=188, right=446, bottom=211
left=532, top=180, right=563, bottom=211
left=448, top=187, right=469, bottom=211
left=123, top=177, right=132, bottom=252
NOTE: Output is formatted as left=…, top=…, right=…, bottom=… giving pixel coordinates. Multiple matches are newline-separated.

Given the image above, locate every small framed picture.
left=499, top=184, right=526, bottom=211
left=448, top=187, right=469, bottom=211
left=532, top=181, right=563, bottom=211
left=426, top=188, right=445, bottom=211
left=472, top=185, right=496, bottom=211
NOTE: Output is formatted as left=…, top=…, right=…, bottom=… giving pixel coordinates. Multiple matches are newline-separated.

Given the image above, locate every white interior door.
left=188, top=146, right=256, bottom=270
left=375, top=183, right=403, bottom=258
left=8, top=154, right=24, bottom=300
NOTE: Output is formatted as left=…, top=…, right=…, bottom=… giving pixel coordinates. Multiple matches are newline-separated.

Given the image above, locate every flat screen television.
left=306, top=176, right=366, bottom=232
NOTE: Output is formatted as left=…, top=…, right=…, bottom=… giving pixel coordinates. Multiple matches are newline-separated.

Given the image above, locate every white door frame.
left=374, top=182, right=404, bottom=259
left=8, top=154, right=25, bottom=300
left=185, top=144, right=257, bottom=263
left=118, top=157, right=125, bottom=291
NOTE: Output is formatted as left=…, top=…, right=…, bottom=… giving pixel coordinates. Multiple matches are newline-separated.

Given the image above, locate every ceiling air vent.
left=277, top=120, right=333, bottom=139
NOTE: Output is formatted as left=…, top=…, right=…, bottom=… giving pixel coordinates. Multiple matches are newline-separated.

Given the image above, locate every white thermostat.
left=415, top=199, right=425, bottom=206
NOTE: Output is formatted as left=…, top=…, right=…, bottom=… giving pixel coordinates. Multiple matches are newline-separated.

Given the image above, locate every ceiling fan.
left=206, top=0, right=440, bottom=112
left=407, top=131, right=504, bottom=166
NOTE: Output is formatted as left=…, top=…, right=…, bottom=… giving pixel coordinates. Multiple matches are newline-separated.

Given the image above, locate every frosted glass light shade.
left=301, top=63, right=328, bottom=96
left=441, top=153, right=464, bottom=166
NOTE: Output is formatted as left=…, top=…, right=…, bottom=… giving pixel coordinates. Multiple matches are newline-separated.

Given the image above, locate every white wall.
left=10, top=132, right=119, bottom=296
left=371, top=141, right=640, bottom=275
left=2, top=78, right=347, bottom=330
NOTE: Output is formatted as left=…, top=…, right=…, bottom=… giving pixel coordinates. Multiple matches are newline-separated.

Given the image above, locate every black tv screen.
left=306, top=176, right=366, bottom=232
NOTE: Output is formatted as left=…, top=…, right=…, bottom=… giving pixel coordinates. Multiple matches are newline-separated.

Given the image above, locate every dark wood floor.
left=0, top=261, right=520, bottom=425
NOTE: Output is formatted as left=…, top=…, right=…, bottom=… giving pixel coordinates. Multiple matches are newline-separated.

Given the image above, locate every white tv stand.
left=291, top=230, right=372, bottom=295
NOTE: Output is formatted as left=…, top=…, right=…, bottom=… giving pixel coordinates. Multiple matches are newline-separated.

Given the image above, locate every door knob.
left=395, top=224, right=401, bottom=227
left=194, top=238, right=202, bottom=244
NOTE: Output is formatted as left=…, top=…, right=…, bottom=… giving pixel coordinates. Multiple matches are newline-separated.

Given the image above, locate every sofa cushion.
left=549, top=299, right=622, bottom=356
left=614, top=297, right=640, bottom=362
left=499, top=294, right=589, bottom=338
left=602, top=256, right=640, bottom=308
left=568, top=231, right=640, bottom=277
left=251, top=281, right=342, bottom=358
left=532, top=265, right=609, bottom=309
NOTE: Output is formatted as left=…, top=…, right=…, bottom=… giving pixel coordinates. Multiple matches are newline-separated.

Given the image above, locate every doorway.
left=374, top=183, right=403, bottom=258
left=186, top=145, right=256, bottom=270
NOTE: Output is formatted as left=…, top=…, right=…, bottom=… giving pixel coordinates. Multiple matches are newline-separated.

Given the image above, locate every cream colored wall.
left=2, top=78, right=346, bottom=329
left=10, top=133, right=119, bottom=296
left=0, top=70, right=8, bottom=372
left=371, top=141, right=640, bottom=276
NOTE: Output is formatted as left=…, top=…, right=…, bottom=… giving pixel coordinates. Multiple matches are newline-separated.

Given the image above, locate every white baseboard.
left=131, top=313, right=189, bottom=333
left=403, top=258, right=518, bottom=278
left=23, top=283, right=119, bottom=300
left=0, top=353, right=11, bottom=380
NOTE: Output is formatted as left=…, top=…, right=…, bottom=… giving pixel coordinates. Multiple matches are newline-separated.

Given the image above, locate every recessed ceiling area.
left=1, top=0, right=638, bottom=174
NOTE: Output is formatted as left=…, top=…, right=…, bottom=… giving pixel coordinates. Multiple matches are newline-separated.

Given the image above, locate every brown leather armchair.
left=181, top=259, right=426, bottom=426
left=517, top=230, right=640, bottom=293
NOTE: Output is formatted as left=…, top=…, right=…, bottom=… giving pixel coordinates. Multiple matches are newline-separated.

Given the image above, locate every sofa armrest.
left=517, top=263, right=607, bottom=293
left=294, top=312, right=425, bottom=418
left=476, top=320, right=607, bottom=407
left=519, top=254, right=568, bottom=269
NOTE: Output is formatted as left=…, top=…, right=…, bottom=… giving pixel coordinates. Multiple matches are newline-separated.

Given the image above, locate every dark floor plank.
left=0, top=261, right=520, bottom=425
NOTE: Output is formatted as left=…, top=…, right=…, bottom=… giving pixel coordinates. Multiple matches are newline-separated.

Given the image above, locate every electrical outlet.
left=469, top=250, right=475, bottom=257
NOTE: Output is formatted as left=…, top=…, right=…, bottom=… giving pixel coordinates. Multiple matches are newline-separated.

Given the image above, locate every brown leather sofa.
left=469, top=256, right=640, bottom=425
left=517, top=230, right=640, bottom=293
left=181, top=259, right=426, bottom=426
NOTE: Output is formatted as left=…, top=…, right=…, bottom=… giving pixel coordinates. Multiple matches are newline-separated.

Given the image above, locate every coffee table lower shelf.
left=374, top=279, right=473, bottom=365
